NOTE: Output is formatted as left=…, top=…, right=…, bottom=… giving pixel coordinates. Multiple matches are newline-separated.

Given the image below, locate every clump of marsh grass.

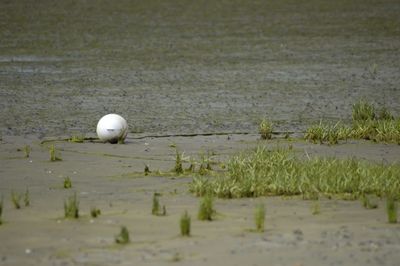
left=63, top=177, right=72, bottom=189
left=152, top=193, right=166, bottom=216
left=306, top=101, right=399, bottom=145
left=24, top=145, right=31, bottom=158
left=180, top=211, right=191, bottom=236
left=311, top=201, right=321, bottom=215
left=259, top=119, right=273, bottom=140
left=186, top=157, right=196, bottom=173
left=352, top=100, right=376, bottom=122
left=174, top=149, right=184, bottom=174
left=190, top=147, right=400, bottom=199
left=361, top=194, right=378, bottom=209
left=386, top=197, right=397, bottom=224
left=90, top=207, right=101, bottom=218
left=198, top=195, right=215, bottom=221
left=64, top=192, right=79, bottom=219
left=144, top=164, right=151, bottom=176
left=11, top=191, right=22, bottom=209
left=198, top=151, right=215, bottom=175
left=254, top=203, right=265, bottom=232
left=115, top=226, right=130, bottom=244
left=0, top=196, right=3, bottom=225
left=352, top=118, right=400, bottom=143
left=69, top=135, right=85, bottom=143
left=49, top=144, right=62, bottom=161
left=304, top=121, right=351, bottom=145
left=152, top=193, right=160, bottom=215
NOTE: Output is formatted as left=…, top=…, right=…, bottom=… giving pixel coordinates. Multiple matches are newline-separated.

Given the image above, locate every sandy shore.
left=1, top=134, right=399, bottom=266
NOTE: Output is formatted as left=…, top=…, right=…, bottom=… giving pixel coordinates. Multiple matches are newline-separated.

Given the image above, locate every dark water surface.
left=1, top=0, right=399, bottom=137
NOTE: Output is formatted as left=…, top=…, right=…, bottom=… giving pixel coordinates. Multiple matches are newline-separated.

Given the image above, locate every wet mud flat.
left=0, top=135, right=400, bottom=265
left=1, top=0, right=400, bottom=265
left=1, top=0, right=400, bottom=137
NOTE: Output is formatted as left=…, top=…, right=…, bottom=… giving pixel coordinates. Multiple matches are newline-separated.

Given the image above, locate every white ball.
left=96, top=114, right=128, bottom=143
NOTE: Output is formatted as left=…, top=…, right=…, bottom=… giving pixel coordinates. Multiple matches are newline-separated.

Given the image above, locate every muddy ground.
left=1, top=1, right=400, bottom=265
left=0, top=135, right=400, bottom=266
left=1, top=0, right=400, bottom=137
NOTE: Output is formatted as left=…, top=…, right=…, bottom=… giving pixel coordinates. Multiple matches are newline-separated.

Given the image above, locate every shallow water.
left=1, top=0, right=399, bottom=137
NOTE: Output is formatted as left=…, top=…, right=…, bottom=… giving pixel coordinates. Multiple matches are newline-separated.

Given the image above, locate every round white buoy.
left=96, top=114, right=128, bottom=143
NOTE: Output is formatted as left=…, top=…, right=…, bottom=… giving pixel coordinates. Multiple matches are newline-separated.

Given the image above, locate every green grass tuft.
left=24, top=145, right=31, bottom=158
left=352, top=100, right=376, bottom=122
left=311, top=201, right=321, bottom=215
left=174, top=149, right=184, bottom=174
left=180, top=211, right=191, bottom=236
left=69, top=135, right=85, bottom=143
left=254, top=203, right=265, bottom=232
left=49, top=144, right=62, bottom=161
left=90, top=207, right=101, bottom=218
left=115, top=226, right=130, bottom=244
left=64, top=192, right=79, bottom=219
left=259, top=119, right=273, bottom=140
left=304, top=121, right=351, bottom=144
left=151, top=193, right=166, bottom=216
left=152, top=193, right=160, bottom=215
left=11, top=191, right=22, bottom=209
left=305, top=101, right=399, bottom=145
left=63, top=177, right=72, bottom=189
left=0, top=196, right=3, bottom=225
left=386, top=197, right=397, bottom=224
left=198, top=195, right=215, bottom=221
left=144, top=164, right=151, bottom=176
left=190, top=147, right=400, bottom=199
left=361, top=194, right=378, bottom=209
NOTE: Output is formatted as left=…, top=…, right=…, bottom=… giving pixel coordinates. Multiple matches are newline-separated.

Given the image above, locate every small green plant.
left=186, top=158, right=196, bottom=173
left=49, top=144, right=62, bottom=161
left=311, top=201, right=321, bottom=215
left=151, top=193, right=166, bottom=216
left=386, top=197, right=397, bottom=224
left=63, top=177, right=72, bottom=189
left=352, top=100, right=375, bottom=122
left=115, top=226, right=130, bottom=244
left=69, top=135, right=85, bottom=143
left=361, top=194, right=378, bottom=209
left=90, top=207, right=101, bottom=218
left=254, top=203, right=265, bottom=232
left=198, top=195, right=215, bottom=221
left=259, top=119, right=273, bottom=140
left=24, top=188, right=30, bottom=207
left=24, top=145, right=31, bottom=158
left=0, top=196, right=3, bottom=225
left=11, top=191, right=22, bottom=209
left=117, top=136, right=125, bottom=144
left=180, top=210, right=191, bottom=236
left=64, top=192, right=79, bottom=219
left=144, top=164, right=151, bottom=176
left=174, top=149, right=184, bottom=174
left=152, top=193, right=160, bottom=215
left=198, top=151, right=214, bottom=175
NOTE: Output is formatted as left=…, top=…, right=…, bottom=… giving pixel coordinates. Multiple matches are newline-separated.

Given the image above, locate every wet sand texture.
left=0, top=135, right=400, bottom=265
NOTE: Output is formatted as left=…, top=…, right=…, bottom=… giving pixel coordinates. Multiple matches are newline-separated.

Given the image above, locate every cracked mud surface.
left=1, top=0, right=400, bottom=137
